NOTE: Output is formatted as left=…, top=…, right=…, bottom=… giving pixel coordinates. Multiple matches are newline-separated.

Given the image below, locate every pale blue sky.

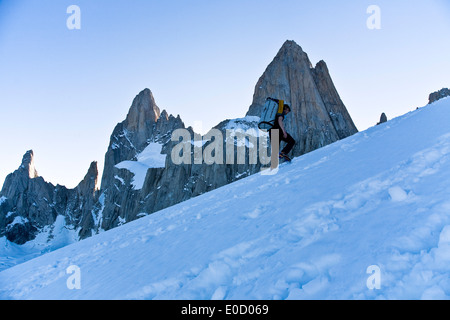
left=0, top=0, right=449, bottom=188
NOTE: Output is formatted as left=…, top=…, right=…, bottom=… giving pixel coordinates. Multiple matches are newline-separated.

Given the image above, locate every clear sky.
left=0, top=0, right=449, bottom=189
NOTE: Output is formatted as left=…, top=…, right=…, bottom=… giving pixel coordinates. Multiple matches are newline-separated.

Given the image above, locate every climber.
left=269, top=102, right=296, bottom=162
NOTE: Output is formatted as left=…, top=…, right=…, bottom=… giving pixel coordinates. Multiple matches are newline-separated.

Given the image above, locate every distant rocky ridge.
left=429, top=88, right=450, bottom=104
left=0, top=151, right=98, bottom=244
left=0, top=40, right=359, bottom=247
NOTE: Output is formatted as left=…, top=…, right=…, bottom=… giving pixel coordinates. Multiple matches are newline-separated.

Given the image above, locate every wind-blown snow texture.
left=1, top=98, right=450, bottom=300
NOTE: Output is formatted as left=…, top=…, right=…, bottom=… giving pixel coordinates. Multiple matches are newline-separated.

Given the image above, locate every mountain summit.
left=0, top=151, right=98, bottom=245
left=247, top=40, right=358, bottom=156
left=20, top=150, right=38, bottom=179
left=101, top=88, right=164, bottom=190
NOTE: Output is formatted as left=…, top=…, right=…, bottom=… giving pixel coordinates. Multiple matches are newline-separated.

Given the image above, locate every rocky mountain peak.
left=246, top=40, right=358, bottom=157
left=125, top=88, right=161, bottom=130
left=77, top=161, right=98, bottom=195
left=100, top=89, right=186, bottom=191
left=246, top=41, right=312, bottom=118
left=276, top=40, right=308, bottom=61
left=20, top=150, right=38, bottom=179
left=100, top=89, right=162, bottom=189
left=0, top=151, right=101, bottom=245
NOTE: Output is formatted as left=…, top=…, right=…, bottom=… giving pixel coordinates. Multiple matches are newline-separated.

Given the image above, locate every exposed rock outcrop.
left=429, top=88, right=450, bottom=104
left=0, top=152, right=98, bottom=244
left=377, top=113, right=387, bottom=125
left=93, top=89, right=186, bottom=234
left=246, top=40, right=358, bottom=157
left=101, top=88, right=162, bottom=190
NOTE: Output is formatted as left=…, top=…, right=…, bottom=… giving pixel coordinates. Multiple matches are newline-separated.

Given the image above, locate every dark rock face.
left=246, top=40, right=358, bottom=157
left=1, top=40, right=359, bottom=245
left=0, top=151, right=98, bottom=243
left=101, top=88, right=161, bottom=190
left=0, top=151, right=57, bottom=242
left=311, top=60, right=358, bottom=140
left=377, top=113, right=388, bottom=125
left=429, top=88, right=450, bottom=104
left=5, top=221, right=37, bottom=245
left=94, top=89, right=186, bottom=234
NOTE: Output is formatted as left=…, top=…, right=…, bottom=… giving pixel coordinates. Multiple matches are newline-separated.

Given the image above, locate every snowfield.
left=1, top=98, right=450, bottom=300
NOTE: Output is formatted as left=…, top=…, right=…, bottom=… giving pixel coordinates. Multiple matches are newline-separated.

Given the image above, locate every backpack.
left=258, top=97, right=285, bottom=131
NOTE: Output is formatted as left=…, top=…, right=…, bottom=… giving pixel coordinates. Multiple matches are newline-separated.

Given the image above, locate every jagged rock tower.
left=0, top=151, right=98, bottom=244
left=247, top=40, right=358, bottom=156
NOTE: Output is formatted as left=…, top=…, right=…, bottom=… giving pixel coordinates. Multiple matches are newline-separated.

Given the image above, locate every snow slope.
left=0, top=216, right=79, bottom=272
left=1, top=98, right=450, bottom=300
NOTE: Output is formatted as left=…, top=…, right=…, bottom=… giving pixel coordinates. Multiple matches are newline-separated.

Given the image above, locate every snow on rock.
left=8, top=216, right=29, bottom=227
left=223, top=116, right=266, bottom=149
left=224, top=116, right=260, bottom=131
left=2, top=99, right=450, bottom=299
left=115, top=143, right=166, bottom=190
left=0, top=216, right=78, bottom=272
